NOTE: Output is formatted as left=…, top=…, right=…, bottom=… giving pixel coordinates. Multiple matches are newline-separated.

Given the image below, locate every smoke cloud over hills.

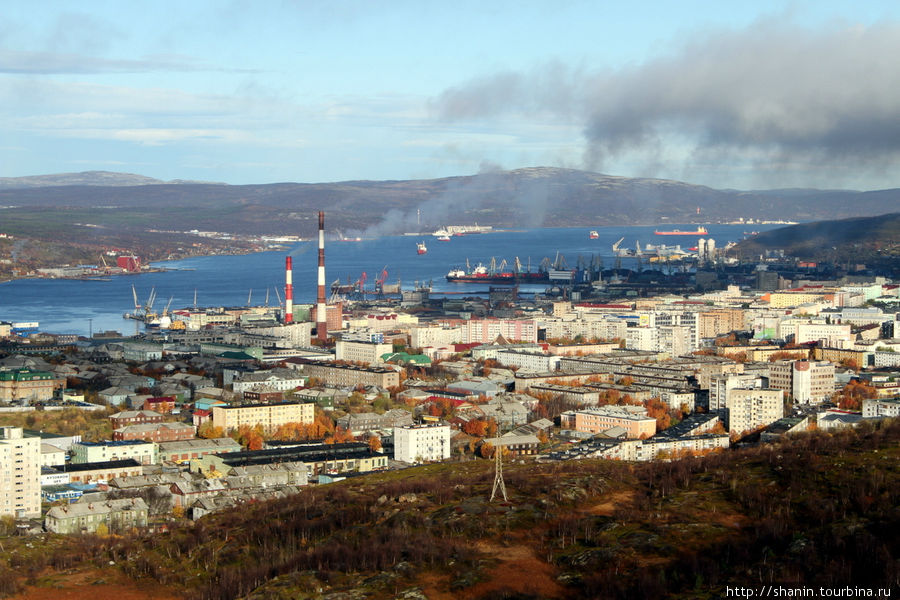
left=434, top=20, right=900, bottom=187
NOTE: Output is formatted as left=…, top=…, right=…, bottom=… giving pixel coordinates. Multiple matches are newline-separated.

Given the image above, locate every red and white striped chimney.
left=316, top=211, right=328, bottom=341
left=284, top=256, right=294, bottom=324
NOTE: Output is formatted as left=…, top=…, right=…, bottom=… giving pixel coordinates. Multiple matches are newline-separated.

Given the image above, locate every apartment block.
left=287, top=360, right=400, bottom=388
left=769, top=360, right=835, bottom=404
left=562, top=406, right=657, bottom=439
left=211, top=401, right=315, bottom=433
left=0, top=427, right=41, bottom=518
left=393, top=422, right=451, bottom=463
left=726, top=388, right=784, bottom=434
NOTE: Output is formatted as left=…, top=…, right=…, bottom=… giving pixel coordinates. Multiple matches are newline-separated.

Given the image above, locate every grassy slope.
left=3, top=420, right=899, bottom=599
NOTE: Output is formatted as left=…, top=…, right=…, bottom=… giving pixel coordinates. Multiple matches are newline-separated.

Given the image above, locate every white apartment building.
left=244, top=322, right=313, bottom=347
left=334, top=339, right=394, bottom=365
left=795, top=322, right=852, bottom=348
left=0, top=427, right=41, bottom=518
left=393, top=422, right=451, bottom=463
left=232, top=369, right=307, bottom=394
left=71, top=440, right=158, bottom=465
left=495, top=349, right=561, bottom=372
left=625, top=327, right=658, bottom=351
left=410, top=325, right=463, bottom=349
left=657, top=325, right=694, bottom=357
left=726, top=388, right=784, bottom=435
left=862, top=398, right=900, bottom=419
left=708, top=373, right=763, bottom=412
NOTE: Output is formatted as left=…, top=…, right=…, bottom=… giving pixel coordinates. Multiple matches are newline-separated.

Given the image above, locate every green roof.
left=381, top=352, right=431, bottom=365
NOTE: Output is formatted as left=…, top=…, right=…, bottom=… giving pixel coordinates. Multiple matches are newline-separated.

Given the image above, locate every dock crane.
left=131, top=284, right=142, bottom=316
left=375, top=267, right=388, bottom=296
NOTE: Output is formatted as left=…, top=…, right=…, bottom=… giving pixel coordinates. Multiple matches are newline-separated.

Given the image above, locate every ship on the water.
left=654, top=226, right=708, bottom=236
left=416, top=241, right=427, bottom=255
left=589, top=230, right=599, bottom=239
left=446, top=257, right=551, bottom=284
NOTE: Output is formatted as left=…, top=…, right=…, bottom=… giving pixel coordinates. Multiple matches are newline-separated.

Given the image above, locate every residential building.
left=862, top=398, right=900, bottom=419
left=0, top=427, right=41, bottom=518
left=709, top=373, right=763, bottom=412
left=113, top=422, right=197, bottom=443
left=0, top=368, right=63, bottom=403
left=698, top=309, right=746, bottom=339
left=286, top=360, right=400, bottom=388
left=335, top=410, right=413, bottom=434
left=561, top=406, right=657, bottom=439
left=461, top=319, right=538, bottom=344
left=725, top=388, right=784, bottom=435
left=45, top=498, right=148, bottom=534
left=393, top=422, right=451, bottom=463
left=232, top=368, right=307, bottom=394
left=769, top=360, right=835, bottom=404
left=335, top=338, right=394, bottom=365
left=71, top=440, right=158, bottom=465
left=144, top=396, right=177, bottom=414
left=211, top=401, right=315, bottom=433
left=109, top=410, right=164, bottom=430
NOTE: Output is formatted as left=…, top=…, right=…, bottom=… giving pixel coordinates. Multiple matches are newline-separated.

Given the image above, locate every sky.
left=3, top=1, right=900, bottom=190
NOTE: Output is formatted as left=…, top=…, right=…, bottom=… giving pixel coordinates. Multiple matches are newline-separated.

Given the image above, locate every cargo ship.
left=417, top=241, right=427, bottom=255
left=446, top=266, right=550, bottom=284
left=654, top=226, right=708, bottom=236
left=445, top=256, right=551, bottom=284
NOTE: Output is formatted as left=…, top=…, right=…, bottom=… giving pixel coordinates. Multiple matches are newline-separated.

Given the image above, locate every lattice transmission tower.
left=490, top=444, right=507, bottom=502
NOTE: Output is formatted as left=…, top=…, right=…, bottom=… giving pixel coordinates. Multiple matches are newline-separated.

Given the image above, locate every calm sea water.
left=0, top=225, right=782, bottom=336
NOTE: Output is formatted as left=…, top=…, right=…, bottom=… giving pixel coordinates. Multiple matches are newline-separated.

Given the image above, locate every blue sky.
left=3, top=1, right=900, bottom=189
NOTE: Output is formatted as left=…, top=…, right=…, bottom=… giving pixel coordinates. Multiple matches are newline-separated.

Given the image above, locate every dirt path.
left=10, top=567, right=181, bottom=600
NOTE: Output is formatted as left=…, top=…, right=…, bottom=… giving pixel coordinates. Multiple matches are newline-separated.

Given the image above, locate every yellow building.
left=698, top=309, right=746, bottom=339
left=212, top=402, right=315, bottom=433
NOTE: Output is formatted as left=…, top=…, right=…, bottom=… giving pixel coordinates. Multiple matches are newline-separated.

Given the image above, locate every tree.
left=198, top=421, right=225, bottom=439
left=368, top=435, right=382, bottom=452
left=326, top=426, right=354, bottom=444
left=479, top=442, right=495, bottom=459
left=463, top=419, right=488, bottom=437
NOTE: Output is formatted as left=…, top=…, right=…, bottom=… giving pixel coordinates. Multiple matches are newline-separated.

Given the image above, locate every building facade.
left=726, top=388, right=784, bottom=435
left=71, top=440, right=158, bottom=465
left=0, top=427, right=41, bottom=518
left=393, top=423, right=451, bottom=463
left=211, top=402, right=315, bottom=433
left=769, top=360, right=835, bottom=404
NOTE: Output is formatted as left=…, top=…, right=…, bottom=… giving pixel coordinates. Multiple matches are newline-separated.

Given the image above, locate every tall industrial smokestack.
left=316, top=211, right=328, bottom=342
left=284, top=256, right=294, bottom=324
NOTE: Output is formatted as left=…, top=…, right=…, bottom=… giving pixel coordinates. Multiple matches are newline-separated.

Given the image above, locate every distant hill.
left=0, top=170, right=223, bottom=189
left=733, top=212, right=900, bottom=262
left=1, top=167, right=900, bottom=237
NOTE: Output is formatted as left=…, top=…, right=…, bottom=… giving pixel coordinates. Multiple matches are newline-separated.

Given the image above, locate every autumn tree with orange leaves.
left=836, top=379, right=877, bottom=411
